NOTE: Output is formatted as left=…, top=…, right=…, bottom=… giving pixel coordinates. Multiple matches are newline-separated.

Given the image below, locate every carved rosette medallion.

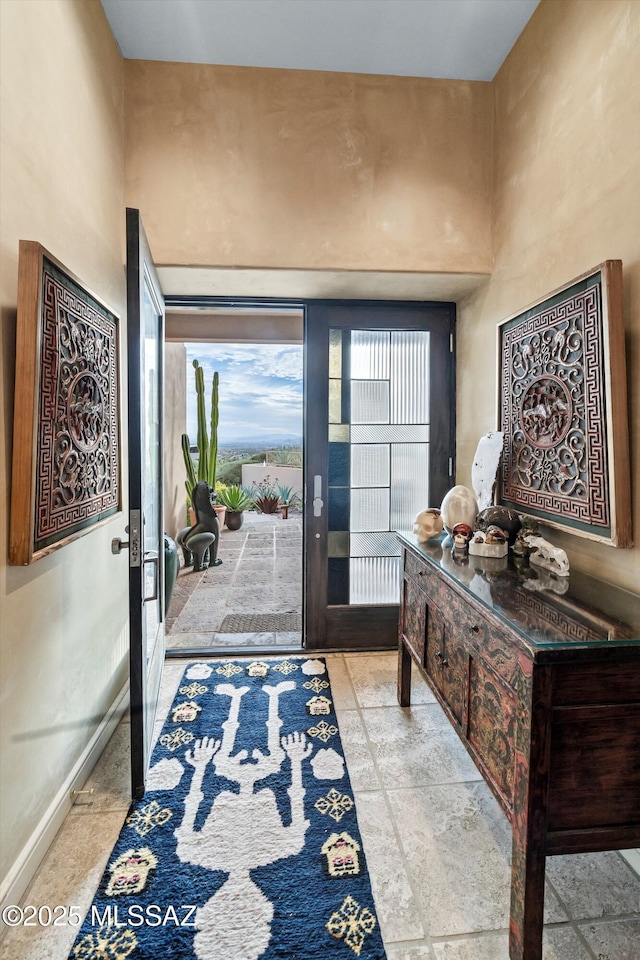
left=34, top=260, right=119, bottom=550
left=499, top=282, right=610, bottom=532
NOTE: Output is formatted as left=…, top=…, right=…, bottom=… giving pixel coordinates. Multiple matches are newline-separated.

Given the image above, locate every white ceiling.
left=101, top=0, right=540, bottom=82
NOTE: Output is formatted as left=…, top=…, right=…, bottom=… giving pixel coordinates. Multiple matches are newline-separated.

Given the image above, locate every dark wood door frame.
left=163, top=295, right=456, bottom=653
left=304, top=299, right=456, bottom=651
left=127, top=208, right=166, bottom=799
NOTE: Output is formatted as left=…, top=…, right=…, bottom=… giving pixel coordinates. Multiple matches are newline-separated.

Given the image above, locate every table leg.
left=509, top=836, right=546, bottom=960
left=508, top=665, right=553, bottom=960
left=398, top=640, right=412, bottom=706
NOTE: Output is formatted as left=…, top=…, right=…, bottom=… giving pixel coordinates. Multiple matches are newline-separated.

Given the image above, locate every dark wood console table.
left=396, top=532, right=640, bottom=960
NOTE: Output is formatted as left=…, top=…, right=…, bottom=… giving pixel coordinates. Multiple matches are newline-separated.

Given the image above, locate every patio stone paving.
left=166, top=511, right=303, bottom=650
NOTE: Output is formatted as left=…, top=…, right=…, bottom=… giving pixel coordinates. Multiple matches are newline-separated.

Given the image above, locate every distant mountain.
left=218, top=436, right=302, bottom=450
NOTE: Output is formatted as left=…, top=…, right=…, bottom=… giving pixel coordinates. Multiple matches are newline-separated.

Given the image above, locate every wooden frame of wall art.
left=9, top=241, right=121, bottom=565
left=497, top=260, right=632, bottom=548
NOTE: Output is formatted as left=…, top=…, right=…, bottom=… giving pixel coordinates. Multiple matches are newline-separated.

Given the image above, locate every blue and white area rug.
left=70, top=657, right=386, bottom=959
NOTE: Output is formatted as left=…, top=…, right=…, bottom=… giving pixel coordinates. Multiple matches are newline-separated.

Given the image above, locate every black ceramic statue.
left=176, top=481, right=222, bottom=572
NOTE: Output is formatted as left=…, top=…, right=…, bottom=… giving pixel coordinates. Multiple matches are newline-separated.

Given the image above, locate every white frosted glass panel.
left=351, top=330, right=390, bottom=380
left=329, top=379, right=341, bottom=423
left=329, top=328, right=342, bottom=378
left=350, top=488, right=389, bottom=532
left=391, top=331, right=430, bottom=424
left=329, top=424, right=350, bottom=442
left=351, top=380, right=389, bottom=424
left=390, top=443, right=430, bottom=531
left=350, top=557, right=401, bottom=604
left=352, top=424, right=430, bottom=443
left=351, top=444, right=389, bottom=487
left=350, top=532, right=402, bottom=557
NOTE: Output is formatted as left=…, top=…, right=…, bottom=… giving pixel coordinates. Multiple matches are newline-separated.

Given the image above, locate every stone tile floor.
left=3, top=652, right=639, bottom=959
left=166, top=511, right=303, bottom=650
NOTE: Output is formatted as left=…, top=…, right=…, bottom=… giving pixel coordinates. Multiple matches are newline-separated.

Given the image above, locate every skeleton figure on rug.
left=174, top=680, right=313, bottom=960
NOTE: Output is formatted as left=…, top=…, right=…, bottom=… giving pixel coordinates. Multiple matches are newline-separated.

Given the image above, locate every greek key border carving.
left=9, top=243, right=121, bottom=564
left=497, top=263, right=631, bottom=547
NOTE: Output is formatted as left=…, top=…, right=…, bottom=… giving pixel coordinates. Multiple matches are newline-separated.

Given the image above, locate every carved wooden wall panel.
left=497, top=262, right=632, bottom=547
left=10, top=243, right=121, bottom=564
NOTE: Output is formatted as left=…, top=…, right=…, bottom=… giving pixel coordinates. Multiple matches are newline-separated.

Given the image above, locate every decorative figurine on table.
left=512, top=516, right=540, bottom=557
left=524, top=535, right=570, bottom=576
left=471, top=431, right=504, bottom=512
left=440, top=485, right=478, bottom=535
left=476, top=505, right=522, bottom=545
left=413, top=508, right=444, bottom=542
left=176, top=481, right=222, bottom=572
left=469, top=524, right=509, bottom=558
left=452, top=523, right=473, bottom=552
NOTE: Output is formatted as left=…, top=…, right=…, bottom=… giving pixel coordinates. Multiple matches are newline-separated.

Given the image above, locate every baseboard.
left=0, top=681, right=129, bottom=924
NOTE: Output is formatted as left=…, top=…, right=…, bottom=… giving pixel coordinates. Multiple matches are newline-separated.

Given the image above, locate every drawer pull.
left=434, top=650, right=449, bottom=666
left=469, top=624, right=480, bottom=634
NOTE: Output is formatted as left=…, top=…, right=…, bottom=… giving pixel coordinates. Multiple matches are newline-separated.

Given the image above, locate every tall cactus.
left=194, top=359, right=209, bottom=482
left=208, top=371, right=219, bottom=490
left=182, top=360, right=219, bottom=499
left=182, top=432, right=197, bottom=501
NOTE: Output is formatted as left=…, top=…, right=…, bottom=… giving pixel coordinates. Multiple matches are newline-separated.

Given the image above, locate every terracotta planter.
left=213, top=504, right=226, bottom=527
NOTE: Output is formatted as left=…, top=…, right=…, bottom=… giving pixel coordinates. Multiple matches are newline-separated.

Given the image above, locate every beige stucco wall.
left=124, top=61, right=493, bottom=275
left=0, top=0, right=126, bottom=891
left=458, top=0, right=640, bottom=593
left=1, top=0, right=639, bottom=904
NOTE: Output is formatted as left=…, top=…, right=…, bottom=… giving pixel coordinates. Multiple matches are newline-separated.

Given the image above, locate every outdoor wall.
left=165, top=342, right=187, bottom=539
left=0, top=0, right=126, bottom=900
left=242, top=465, right=303, bottom=503
left=124, top=61, right=493, bottom=275
left=457, top=0, right=640, bottom=593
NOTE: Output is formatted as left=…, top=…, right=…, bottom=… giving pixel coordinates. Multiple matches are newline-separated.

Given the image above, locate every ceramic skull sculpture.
left=413, top=508, right=444, bottom=541
left=452, top=523, right=474, bottom=549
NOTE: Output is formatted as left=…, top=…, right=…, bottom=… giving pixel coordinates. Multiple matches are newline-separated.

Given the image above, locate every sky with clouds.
left=185, top=343, right=303, bottom=446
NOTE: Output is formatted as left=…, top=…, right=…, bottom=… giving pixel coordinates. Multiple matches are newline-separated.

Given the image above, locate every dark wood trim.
left=322, top=605, right=398, bottom=648
left=547, top=826, right=640, bottom=856
left=304, top=305, right=330, bottom=646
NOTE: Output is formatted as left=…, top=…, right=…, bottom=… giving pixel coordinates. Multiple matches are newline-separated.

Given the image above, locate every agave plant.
left=216, top=484, right=254, bottom=512
left=250, top=476, right=281, bottom=514
left=276, top=483, right=301, bottom=510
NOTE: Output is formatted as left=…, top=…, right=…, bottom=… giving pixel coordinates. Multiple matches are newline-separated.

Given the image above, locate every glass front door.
left=305, top=302, right=454, bottom=649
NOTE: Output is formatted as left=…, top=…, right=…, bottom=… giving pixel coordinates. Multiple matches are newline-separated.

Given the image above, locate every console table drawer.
left=424, top=609, right=465, bottom=727
left=404, top=549, right=433, bottom=591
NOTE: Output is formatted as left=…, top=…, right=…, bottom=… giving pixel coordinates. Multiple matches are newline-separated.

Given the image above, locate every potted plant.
left=250, top=475, right=281, bottom=514
left=276, top=483, right=302, bottom=510
left=181, top=360, right=220, bottom=521
left=216, top=484, right=254, bottom=530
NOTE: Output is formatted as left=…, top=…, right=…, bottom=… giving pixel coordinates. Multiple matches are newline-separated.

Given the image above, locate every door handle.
left=111, top=525, right=130, bottom=555
left=313, top=475, right=324, bottom=517
left=144, top=554, right=159, bottom=603
left=111, top=512, right=141, bottom=566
